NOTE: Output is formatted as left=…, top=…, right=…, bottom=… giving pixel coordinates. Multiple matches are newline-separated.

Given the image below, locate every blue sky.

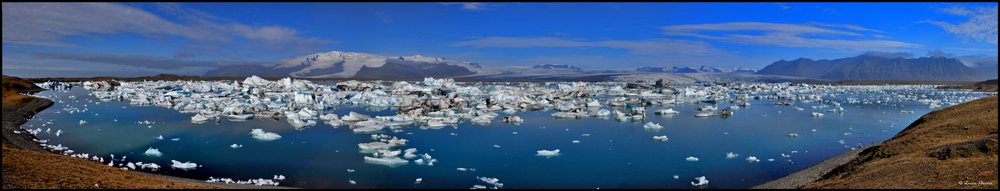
left=2, top=2, right=997, bottom=77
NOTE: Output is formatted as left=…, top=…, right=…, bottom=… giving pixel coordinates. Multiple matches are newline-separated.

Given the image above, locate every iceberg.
left=231, top=144, right=242, bottom=148
left=811, top=112, right=825, bottom=117
left=643, top=122, right=662, bottom=130
left=363, top=156, right=409, bottom=167
left=726, top=152, right=738, bottom=159
left=653, top=108, right=680, bottom=115
left=686, top=156, right=699, bottom=161
left=191, top=114, right=210, bottom=122
left=653, top=135, right=668, bottom=141
left=250, top=129, right=282, bottom=141
left=144, top=148, right=162, bottom=157
left=746, top=156, right=760, bottom=162
left=170, top=160, right=198, bottom=171
left=536, top=149, right=560, bottom=158
left=691, top=176, right=708, bottom=186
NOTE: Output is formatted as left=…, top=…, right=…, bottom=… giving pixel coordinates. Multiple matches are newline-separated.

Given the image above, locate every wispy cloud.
left=376, top=11, right=392, bottom=23
left=1, top=3, right=339, bottom=58
left=440, top=2, right=500, bottom=11
left=660, top=22, right=923, bottom=52
left=920, top=5, right=998, bottom=45
left=450, top=37, right=727, bottom=56
left=9, top=50, right=277, bottom=70
left=948, top=47, right=998, bottom=52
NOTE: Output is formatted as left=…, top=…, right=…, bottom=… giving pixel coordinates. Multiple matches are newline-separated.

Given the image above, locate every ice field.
left=21, top=77, right=994, bottom=189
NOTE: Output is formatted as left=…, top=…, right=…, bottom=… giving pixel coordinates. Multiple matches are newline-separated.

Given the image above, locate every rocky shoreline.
left=2, top=93, right=53, bottom=153
left=750, top=141, right=884, bottom=189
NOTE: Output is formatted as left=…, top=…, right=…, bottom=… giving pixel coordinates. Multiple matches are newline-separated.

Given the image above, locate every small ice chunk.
left=79, top=120, right=87, bottom=125
left=144, top=148, right=162, bottom=157
left=364, top=156, right=408, bottom=167
left=653, top=135, right=668, bottom=141
left=746, top=156, right=760, bottom=162
left=231, top=144, right=242, bottom=148
left=171, top=138, right=180, bottom=141
left=156, top=135, right=163, bottom=140
left=788, top=133, right=798, bottom=138
left=415, top=178, right=422, bottom=184
left=572, top=140, right=580, bottom=143
left=726, top=152, right=738, bottom=159
left=673, top=175, right=680, bottom=179
left=686, top=156, right=699, bottom=161
left=691, top=176, right=708, bottom=186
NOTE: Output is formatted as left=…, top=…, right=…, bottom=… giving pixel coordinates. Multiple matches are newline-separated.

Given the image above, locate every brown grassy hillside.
left=2, top=75, right=44, bottom=108
left=2, top=144, right=221, bottom=189
left=801, top=96, right=998, bottom=189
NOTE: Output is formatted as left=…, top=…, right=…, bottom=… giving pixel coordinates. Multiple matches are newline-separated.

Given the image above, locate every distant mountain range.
left=203, top=50, right=989, bottom=82
left=636, top=66, right=757, bottom=73
left=756, top=55, right=988, bottom=81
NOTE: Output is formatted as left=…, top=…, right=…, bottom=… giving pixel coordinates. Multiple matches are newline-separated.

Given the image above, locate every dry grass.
left=801, top=96, right=998, bottom=189
left=2, top=75, right=43, bottom=108
left=2, top=144, right=222, bottom=189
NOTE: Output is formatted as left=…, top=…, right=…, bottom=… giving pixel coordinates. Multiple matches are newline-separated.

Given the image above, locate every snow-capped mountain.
left=204, top=51, right=501, bottom=78
left=635, top=66, right=758, bottom=73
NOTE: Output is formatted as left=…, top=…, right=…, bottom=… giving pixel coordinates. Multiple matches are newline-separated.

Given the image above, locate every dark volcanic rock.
left=756, top=55, right=986, bottom=81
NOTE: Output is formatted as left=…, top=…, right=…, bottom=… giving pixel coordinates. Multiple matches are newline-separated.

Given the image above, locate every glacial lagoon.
left=21, top=79, right=993, bottom=189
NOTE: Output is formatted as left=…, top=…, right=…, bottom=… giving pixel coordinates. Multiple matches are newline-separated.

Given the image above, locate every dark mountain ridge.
left=756, top=55, right=986, bottom=81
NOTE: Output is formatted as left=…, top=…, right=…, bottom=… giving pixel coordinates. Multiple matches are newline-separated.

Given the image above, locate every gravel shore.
left=750, top=141, right=884, bottom=189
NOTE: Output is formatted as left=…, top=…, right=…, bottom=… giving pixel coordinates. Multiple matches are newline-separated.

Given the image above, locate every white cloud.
left=440, top=2, right=500, bottom=11
left=376, top=11, right=392, bottom=23
left=1, top=3, right=338, bottom=58
left=921, top=5, right=998, bottom=45
left=661, top=22, right=923, bottom=53
left=450, top=37, right=727, bottom=56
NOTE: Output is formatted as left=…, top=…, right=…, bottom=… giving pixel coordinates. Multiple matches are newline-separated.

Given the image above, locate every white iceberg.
left=536, top=149, right=560, bottom=158
left=691, top=176, right=708, bottom=186
left=726, top=152, right=739, bottom=159
left=144, top=148, right=162, bottom=157
left=686, top=156, right=699, bottom=161
left=231, top=144, right=242, bottom=148
left=643, top=122, right=662, bottom=130
left=363, top=156, right=409, bottom=167
left=811, top=112, right=825, bottom=117
left=746, top=156, right=760, bottom=162
left=250, top=129, right=282, bottom=141
left=653, top=135, right=668, bottom=141
left=170, top=160, right=198, bottom=170
left=654, top=108, right=680, bottom=115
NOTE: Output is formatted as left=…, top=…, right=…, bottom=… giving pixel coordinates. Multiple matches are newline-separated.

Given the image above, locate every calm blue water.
left=22, top=85, right=991, bottom=189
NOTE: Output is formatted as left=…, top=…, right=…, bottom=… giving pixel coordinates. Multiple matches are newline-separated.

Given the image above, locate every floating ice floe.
left=788, top=133, right=798, bottom=138
left=250, top=128, right=282, bottom=141
left=746, top=156, right=760, bottom=162
left=811, top=112, right=825, bottom=117
left=686, top=156, right=699, bottom=161
left=231, top=144, right=242, bottom=148
left=653, top=135, right=668, bottom=141
left=653, top=108, right=680, bottom=115
left=79, top=120, right=87, bottom=125
left=170, top=160, right=198, bottom=170
left=643, top=122, right=663, bottom=130
left=536, top=149, right=560, bottom=158
left=363, top=156, right=409, bottom=167
left=144, top=148, right=162, bottom=157
left=691, top=176, right=708, bottom=186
